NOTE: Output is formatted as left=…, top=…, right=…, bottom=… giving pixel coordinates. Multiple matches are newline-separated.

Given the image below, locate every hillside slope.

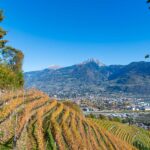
left=90, top=119, right=150, bottom=150
left=0, top=89, right=136, bottom=150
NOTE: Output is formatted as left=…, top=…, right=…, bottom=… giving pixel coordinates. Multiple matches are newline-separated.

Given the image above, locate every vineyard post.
left=23, top=89, right=25, bottom=108
left=13, top=100, right=18, bottom=150
left=0, top=90, right=1, bottom=104
left=55, top=141, right=56, bottom=149
left=13, top=114, right=17, bottom=150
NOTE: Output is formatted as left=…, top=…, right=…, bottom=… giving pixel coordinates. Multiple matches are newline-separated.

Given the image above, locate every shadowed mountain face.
left=24, top=60, right=150, bottom=97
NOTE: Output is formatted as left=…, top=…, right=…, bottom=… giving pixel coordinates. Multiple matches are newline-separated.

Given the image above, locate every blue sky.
left=0, top=0, right=150, bottom=71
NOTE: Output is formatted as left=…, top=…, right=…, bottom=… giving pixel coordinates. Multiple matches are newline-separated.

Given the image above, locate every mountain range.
left=24, top=60, right=150, bottom=98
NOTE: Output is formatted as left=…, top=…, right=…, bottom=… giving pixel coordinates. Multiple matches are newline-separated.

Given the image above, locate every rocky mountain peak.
left=48, top=65, right=61, bottom=70
left=80, top=58, right=105, bottom=67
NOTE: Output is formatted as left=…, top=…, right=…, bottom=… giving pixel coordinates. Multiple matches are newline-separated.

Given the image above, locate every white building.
left=144, top=106, right=150, bottom=111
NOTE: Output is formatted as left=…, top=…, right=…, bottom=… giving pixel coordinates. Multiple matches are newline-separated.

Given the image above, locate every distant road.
left=84, top=111, right=150, bottom=116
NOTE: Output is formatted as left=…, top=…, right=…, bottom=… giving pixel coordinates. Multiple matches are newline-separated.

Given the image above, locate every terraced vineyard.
left=90, top=119, right=150, bottom=150
left=0, top=89, right=138, bottom=150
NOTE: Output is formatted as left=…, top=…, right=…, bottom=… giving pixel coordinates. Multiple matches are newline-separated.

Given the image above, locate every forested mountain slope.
left=25, top=60, right=150, bottom=97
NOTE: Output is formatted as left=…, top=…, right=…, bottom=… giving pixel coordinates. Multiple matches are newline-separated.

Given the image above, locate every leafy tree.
left=1, top=46, right=24, bottom=73
left=0, top=10, right=24, bottom=90
left=86, top=113, right=96, bottom=118
left=147, top=0, right=150, bottom=8
left=145, top=54, right=150, bottom=59
left=109, top=117, right=122, bottom=123
left=0, top=65, right=16, bottom=89
left=98, top=114, right=108, bottom=120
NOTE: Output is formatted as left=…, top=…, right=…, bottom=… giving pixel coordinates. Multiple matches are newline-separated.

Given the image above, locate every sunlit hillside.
left=90, top=119, right=150, bottom=150
left=0, top=89, right=137, bottom=150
